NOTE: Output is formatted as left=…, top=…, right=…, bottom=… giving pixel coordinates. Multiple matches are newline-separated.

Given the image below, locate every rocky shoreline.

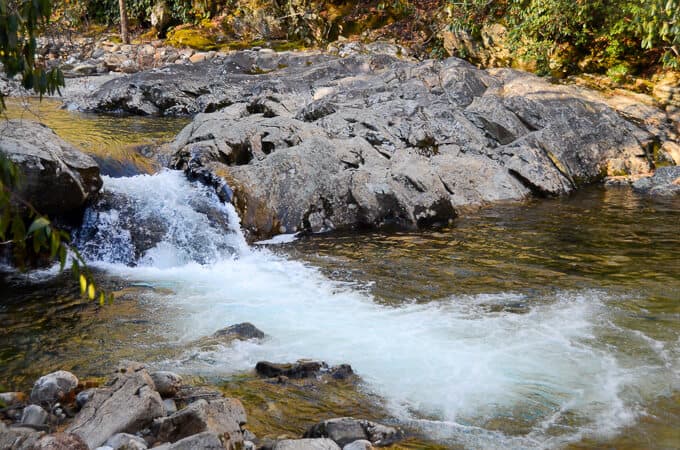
left=0, top=324, right=403, bottom=450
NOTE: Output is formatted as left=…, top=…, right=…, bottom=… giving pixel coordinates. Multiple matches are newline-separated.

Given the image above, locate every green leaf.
left=27, top=216, right=50, bottom=235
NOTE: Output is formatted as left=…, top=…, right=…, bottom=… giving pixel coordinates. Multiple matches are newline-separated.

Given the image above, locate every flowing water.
left=1, top=103, right=679, bottom=449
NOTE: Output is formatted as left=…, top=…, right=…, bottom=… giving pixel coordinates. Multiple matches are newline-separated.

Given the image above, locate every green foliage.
left=0, top=0, right=65, bottom=111
left=1, top=2, right=108, bottom=305
left=447, top=0, right=680, bottom=73
left=0, top=154, right=112, bottom=305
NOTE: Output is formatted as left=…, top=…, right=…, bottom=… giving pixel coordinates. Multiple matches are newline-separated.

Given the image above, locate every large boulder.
left=151, top=397, right=246, bottom=446
left=304, top=418, right=403, bottom=447
left=66, top=364, right=164, bottom=448
left=154, top=52, right=666, bottom=239
left=0, top=120, right=102, bottom=216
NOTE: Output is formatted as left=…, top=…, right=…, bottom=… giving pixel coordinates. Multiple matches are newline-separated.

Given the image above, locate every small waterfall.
left=74, top=170, right=248, bottom=267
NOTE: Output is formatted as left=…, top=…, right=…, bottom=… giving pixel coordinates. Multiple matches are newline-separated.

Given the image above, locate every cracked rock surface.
left=76, top=49, right=677, bottom=238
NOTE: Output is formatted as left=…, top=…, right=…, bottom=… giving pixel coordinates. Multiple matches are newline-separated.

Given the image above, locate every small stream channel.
left=1, top=98, right=679, bottom=449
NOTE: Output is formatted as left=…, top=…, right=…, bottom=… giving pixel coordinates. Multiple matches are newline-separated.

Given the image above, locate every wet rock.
left=67, top=364, right=164, bottom=448
left=304, top=418, right=404, bottom=447
left=343, top=440, right=374, bottom=450
left=0, top=121, right=102, bottom=217
left=30, top=370, right=79, bottom=405
left=152, top=397, right=246, bottom=444
left=20, top=404, right=48, bottom=426
left=329, top=364, right=354, bottom=380
left=104, top=432, right=148, bottom=449
left=255, top=361, right=324, bottom=379
left=34, top=433, right=89, bottom=449
left=150, top=371, right=183, bottom=398
left=213, top=322, right=266, bottom=341
left=273, top=438, right=341, bottom=450
left=632, top=166, right=680, bottom=196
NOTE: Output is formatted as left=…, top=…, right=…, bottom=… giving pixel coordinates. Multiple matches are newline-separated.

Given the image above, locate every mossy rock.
left=166, top=28, right=218, bottom=51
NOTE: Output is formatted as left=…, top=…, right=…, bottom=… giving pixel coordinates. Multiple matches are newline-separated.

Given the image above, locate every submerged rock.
left=0, top=121, right=102, bottom=217
left=67, top=364, right=164, bottom=448
left=304, top=418, right=403, bottom=447
left=632, top=166, right=680, bottom=196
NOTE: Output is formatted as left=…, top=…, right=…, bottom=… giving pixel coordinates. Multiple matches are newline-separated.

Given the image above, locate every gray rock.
left=151, top=53, right=660, bottom=238
left=159, top=431, right=229, bottom=449
left=30, top=370, right=79, bottom=405
left=304, top=418, right=404, bottom=447
left=150, top=371, right=183, bottom=398
left=0, top=425, right=43, bottom=450
left=274, top=438, right=341, bottom=450
left=632, top=166, right=680, bottom=196
left=343, top=440, right=374, bottom=450
left=0, top=121, right=102, bottom=217
left=105, top=432, right=148, bottom=450
left=20, top=404, right=48, bottom=426
left=76, top=389, right=95, bottom=409
left=163, top=398, right=178, bottom=416
left=152, top=397, right=246, bottom=444
left=33, top=433, right=89, bottom=449
left=67, top=364, right=164, bottom=449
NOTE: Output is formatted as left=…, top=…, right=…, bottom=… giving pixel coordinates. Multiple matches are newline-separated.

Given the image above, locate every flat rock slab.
left=67, top=365, right=164, bottom=448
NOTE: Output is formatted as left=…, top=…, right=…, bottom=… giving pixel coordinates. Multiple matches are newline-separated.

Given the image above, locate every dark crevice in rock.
left=508, top=169, right=550, bottom=198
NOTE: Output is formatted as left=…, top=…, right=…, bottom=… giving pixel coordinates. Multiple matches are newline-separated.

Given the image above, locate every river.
left=1, top=99, right=679, bottom=449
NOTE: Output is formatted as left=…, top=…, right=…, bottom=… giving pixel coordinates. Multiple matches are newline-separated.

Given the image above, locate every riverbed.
left=1, top=99, right=679, bottom=449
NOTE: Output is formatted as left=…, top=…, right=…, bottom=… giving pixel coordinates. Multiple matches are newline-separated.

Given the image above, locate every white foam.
left=77, top=170, right=678, bottom=448
left=255, top=233, right=300, bottom=245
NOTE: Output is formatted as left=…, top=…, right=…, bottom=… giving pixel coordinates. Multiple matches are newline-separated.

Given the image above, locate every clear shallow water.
left=1, top=98, right=188, bottom=176
left=0, top=122, right=679, bottom=448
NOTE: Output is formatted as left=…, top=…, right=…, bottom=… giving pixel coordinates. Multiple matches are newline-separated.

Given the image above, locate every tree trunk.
left=118, top=0, right=130, bottom=44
